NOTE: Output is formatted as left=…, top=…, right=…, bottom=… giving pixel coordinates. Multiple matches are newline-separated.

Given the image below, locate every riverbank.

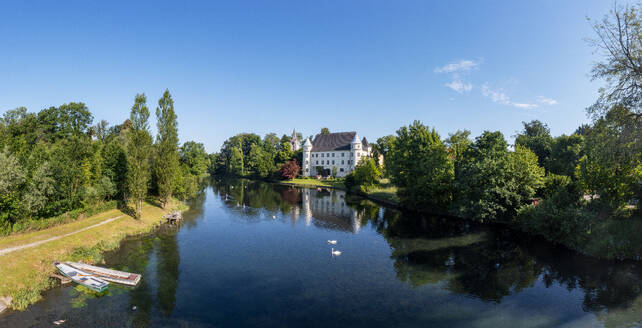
left=279, top=177, right=642, bottom=261
left=0, top=200, right=187, bottom=312
left=279, top=178, right=400, bottom=207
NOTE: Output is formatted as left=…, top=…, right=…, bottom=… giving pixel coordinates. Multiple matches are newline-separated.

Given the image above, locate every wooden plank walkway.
left=0, top=215, right=124, bottom=257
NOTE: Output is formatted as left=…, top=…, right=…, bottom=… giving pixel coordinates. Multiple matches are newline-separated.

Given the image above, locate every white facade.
left=302, top=132, right=372, bottom=177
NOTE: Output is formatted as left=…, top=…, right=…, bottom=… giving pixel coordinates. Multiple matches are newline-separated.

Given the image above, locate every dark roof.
left=361, top=137, right=369, bottom=148
left=311, top=132, right=356, bottom=151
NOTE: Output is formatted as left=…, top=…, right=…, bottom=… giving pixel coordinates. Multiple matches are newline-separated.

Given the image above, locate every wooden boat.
left=53, top=262, right=109, bottom=292
left=66, top=261, right=142, bottom=286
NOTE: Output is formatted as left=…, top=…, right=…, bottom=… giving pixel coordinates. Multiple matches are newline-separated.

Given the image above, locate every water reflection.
left=212, top=179, right=642, bottom=327
left=2, top=179, right=641, bottom=327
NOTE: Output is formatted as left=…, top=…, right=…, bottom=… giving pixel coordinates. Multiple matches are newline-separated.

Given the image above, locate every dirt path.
left=0, top=215, right=124, bottom=257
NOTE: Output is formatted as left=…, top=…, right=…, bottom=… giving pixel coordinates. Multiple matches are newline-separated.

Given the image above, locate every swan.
left=272, top=215, right=276, bottom=219
left=331, top=248, right=342, bottom=256
left=327, top=240, right=337, bottom=245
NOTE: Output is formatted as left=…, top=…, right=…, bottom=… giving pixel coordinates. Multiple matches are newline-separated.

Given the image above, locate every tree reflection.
left=156, top=227, right=180, bottom=316
left=209, top=179, right=642, bottom=326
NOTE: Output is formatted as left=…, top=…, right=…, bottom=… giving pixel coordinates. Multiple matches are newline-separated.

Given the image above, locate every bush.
left=516, top=189, right=594, bottom=248
left=344, top=158, right=380, bottom=192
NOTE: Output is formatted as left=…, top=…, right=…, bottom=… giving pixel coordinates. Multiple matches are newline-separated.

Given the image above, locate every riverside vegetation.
left=0, top=89, right=210, bottom=310
left=211, top=5, right=642, bottom=260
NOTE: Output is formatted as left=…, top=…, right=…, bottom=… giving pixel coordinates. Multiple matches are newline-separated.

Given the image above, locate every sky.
left=0, top=0, right=618, bottom=152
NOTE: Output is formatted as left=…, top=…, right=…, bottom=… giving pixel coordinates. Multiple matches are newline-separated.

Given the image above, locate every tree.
left=332, top=165, right=338, bottom=178
left=546, top=134, right=584, bottom=176
left=444, top=130, right=471, bottom=162
left=345, top=158, right=380, bottom=192
left=387, top=121, right=454, bottom=211
left=23, top=162, right=55, bottom=217
left=0, top=147, right=25, bottom=232
left=575, top=105, right=642, bottom=208
left=180, top=141, right=210, bottom=176
left=509, top=144, right=545, bottom=202
left=515, top=120, right=552, bottom=168
left=588, top=3, right=642, bottom=119
left=372, top=135, right=396, bottom=170
left=320, top=127, right=330, bottom=135
left=126, top=94, right=153, bottom=218
left=247, top=143, right=273, bottom=178
left=452, top=131, right=540, bottom=222
left=155, top=89, right=180, bottom=208
left=279, top=159, right=300, bottom=180
left=229, top=146, right=244, bottom=176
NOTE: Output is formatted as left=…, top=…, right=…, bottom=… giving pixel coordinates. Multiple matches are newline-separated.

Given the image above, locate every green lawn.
left=0, top=199, right=186, bottom=310
left=365, top=178, right=400, bottom=204
left=281, top=178, right=345, bottom=188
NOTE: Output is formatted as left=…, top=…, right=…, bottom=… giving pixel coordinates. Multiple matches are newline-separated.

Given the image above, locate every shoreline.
left=277, top=178, right=642, bottom=261
left=0, top=200, right=188, bottom=313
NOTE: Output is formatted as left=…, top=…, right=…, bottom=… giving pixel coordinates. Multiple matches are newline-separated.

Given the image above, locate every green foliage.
left=320, top=127, right=330, bottom=135
left=546, top=133, right=584, bottom=176
left=387, top=121, right=453, bottom=211
left=126, top=94, right=153, bottom=218
left=180, top=141, right=211, bottom=176
left=345, top=158, right=381, bottom=192
left=452, top=131, right=544, bottom=222
left=229, top=146, right=244, bottom=176
left=444, top=129, right=471, bottom=162
left=155, top=89, right=180, bottom=208
left=575, top=105, right=641, bottom=209
left=515, top=120, right=553, bottom=168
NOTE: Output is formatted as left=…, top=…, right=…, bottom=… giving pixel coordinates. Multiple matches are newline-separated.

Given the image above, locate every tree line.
left=210, top=132, right=303, bottom=180
left=0, top=90, right=211, bottom=234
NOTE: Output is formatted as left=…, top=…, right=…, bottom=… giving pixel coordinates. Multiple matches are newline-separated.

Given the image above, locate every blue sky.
left=0, top=1, right=616, bottom=152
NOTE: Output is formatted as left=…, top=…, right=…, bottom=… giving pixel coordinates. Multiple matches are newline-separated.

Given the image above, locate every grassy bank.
left=0, top=200, right=186, bottom=311
left=281, top=177, right=400, bottom=206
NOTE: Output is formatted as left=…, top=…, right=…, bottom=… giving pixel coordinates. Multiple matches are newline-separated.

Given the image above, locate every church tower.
left=290, top=129, right=300, bottom=151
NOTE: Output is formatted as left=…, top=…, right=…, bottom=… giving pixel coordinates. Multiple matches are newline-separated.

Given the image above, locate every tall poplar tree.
left=155, top=89, right=179, bottom=208
left=127, top=93, right=153, bottom=218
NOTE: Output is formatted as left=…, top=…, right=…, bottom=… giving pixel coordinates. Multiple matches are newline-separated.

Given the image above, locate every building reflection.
left=300, top=188, right=362, bottom=233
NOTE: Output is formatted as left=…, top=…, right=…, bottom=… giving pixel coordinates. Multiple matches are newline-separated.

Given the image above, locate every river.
left=1, top=179, right=641, bottom=327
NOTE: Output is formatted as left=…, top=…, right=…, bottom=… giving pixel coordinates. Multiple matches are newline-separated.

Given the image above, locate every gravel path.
left=0, top=215, right=124, bottom=257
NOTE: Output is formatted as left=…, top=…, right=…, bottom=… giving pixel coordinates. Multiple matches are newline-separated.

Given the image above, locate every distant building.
left=290, top=129, right=300, bottom=151
left=302, top=131, right=372, bottom=177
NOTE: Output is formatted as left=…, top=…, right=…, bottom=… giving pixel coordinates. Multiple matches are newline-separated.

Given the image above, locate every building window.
left=340, top=168, right=344, bottom=172
left=332, top=160, right=335, bottom=165
left=342, top=153, right=345, bottom=157
left=327, top=153, right=330, bottom=157
left=321, top=160, right=324, bottom=165
left=316, top=161, right=318, bottom=165
left=305, top=168, right=308, bottom=172
left=306, top=160, right=309, bottom=164
left=321, top=153, right=324, bottom=157
left=332, top=153, right=335, bottom=157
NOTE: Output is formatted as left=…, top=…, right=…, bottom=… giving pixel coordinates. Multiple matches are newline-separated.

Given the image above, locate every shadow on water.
left=213, top=178, right=642, bottom=326
left=1, top=178, right=641, bottom=327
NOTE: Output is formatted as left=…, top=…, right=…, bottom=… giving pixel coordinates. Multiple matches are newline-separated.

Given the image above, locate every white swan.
left=327, top=240, right=337, bottom=245
left=272, top=215, right=276, bottom=219
left=331, top=248, right=342, bottom=256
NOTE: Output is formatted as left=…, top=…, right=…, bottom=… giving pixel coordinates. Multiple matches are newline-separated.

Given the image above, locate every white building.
left=302, top=131, right=372, bottom=177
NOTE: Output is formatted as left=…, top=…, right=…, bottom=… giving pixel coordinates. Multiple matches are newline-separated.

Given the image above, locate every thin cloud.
left=481, top=84, right=510, bottom=105
left=537, top=96, right=558, bottom=105
left=513, top=103, right=538, bottom=109
left=481, top=83, right=538, bottom=109
left=434, top=59, right=481, bottom=74
left=445, top=80, right=473, bottom=94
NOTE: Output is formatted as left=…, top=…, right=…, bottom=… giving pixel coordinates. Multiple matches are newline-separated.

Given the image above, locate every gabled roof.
left=311, top=131, right=367, bottom=151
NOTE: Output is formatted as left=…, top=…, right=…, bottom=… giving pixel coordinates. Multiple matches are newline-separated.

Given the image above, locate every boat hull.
left=54, top=262, right=109, bottom=292
left=66, top=261, right=141, bottom=286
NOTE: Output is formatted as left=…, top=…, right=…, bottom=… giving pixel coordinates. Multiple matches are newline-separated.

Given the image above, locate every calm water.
left=2, top=179, right=642, bottom=327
